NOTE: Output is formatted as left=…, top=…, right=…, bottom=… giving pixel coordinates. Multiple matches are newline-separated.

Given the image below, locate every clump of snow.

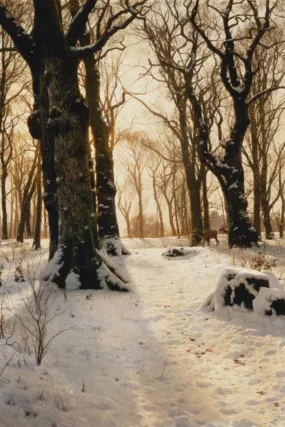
left=65, top=271, right=81, bottom=290
left=102, top=237, right=130, bottom=256
left=253, top=287, right=285, bottom=316
left=96, top=248, right=129, bottom=284
left=162, top=247, right=196, bottom=258
left=41, top=246, right=63, bottom=282
left=262, top=270, right=283, bottom=289
left=97, top=262, right=130, bottom=292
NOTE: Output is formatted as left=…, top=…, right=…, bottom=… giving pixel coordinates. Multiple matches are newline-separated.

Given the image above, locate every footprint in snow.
left=246, top=399, right=260, bottom=405
left=149, top=315, right=165, bottom=322
left=264, top=349, right=276, bottom=356
left=231, top=420, right=257, bottom=427
left=248, top=379, right=260, bottom=385
left=196, top=381, right=210, bottom=388
left=220, top=408, right=239, bottom=415
left=225, top=350, right=245, bottom=358
left=275, top=370, right=285, bottom=378
left=175, top=415, right=192, bottom=427
left=215, top=386, right=233, bottom=395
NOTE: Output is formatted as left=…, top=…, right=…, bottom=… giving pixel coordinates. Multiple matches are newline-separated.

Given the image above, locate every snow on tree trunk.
left=42, top=55, right=128, bottom=290
left=224, top=180, right=259, bottom=248
left=83, top=40, right=129, bottom=256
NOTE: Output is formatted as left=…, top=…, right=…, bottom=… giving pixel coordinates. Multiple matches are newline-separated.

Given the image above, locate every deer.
left=202, top=229, right=219, bottom=246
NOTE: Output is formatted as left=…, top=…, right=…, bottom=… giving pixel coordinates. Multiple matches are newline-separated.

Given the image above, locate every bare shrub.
left=231, top=248, right=277, bottom=271
left=10, top=259, right=73, bottom=365
left=15, top=283, right=71, bottom=365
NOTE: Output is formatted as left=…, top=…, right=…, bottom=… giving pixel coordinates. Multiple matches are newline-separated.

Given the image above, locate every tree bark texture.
left=81, top=33, right=128, bottom=256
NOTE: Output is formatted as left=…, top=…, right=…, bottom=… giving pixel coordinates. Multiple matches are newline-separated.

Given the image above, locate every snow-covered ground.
left=0, top=238, right=285, bottom=426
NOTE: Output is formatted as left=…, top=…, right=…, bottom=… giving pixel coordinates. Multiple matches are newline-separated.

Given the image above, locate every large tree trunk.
left=178, top=99, right=203, bottom=245
left=202, top=166, right=210, bottom=232
left=39, top=52, right=127, bottom=290
left=0, top=0, right=130, bottom=290
left=187, top=86, right=258, bottom=248
left=82, top=34, right=128, bottom=256
left=261, top=195, right=274, bottom=240
left=224, top=183, right=258, bottom=247
left=222, top=101, right=258, bottom=247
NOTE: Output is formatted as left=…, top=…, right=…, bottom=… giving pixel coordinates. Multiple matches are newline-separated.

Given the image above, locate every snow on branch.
left=0, top=4, right=34, bottom=65
left=71, top=0, right=148, bottom=59
left=67, top=0, right=98, bottom=46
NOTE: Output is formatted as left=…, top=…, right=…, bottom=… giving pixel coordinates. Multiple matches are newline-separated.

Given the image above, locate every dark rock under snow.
left=202, top=267, right=285, bottom=316
left=162, top=247, right=195, bottom=258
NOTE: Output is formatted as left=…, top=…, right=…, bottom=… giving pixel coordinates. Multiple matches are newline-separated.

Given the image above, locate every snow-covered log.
left=202, top=267, right=283, bottom=315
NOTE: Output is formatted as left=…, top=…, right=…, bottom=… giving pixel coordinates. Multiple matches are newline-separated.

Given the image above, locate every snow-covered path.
left=1, top=241, right=285, bottom=426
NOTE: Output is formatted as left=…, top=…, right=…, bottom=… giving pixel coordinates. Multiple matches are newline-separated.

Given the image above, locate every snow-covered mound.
left=162, top=246, right=195, bottom=258
left=202, top=267, right=285, bottom=316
